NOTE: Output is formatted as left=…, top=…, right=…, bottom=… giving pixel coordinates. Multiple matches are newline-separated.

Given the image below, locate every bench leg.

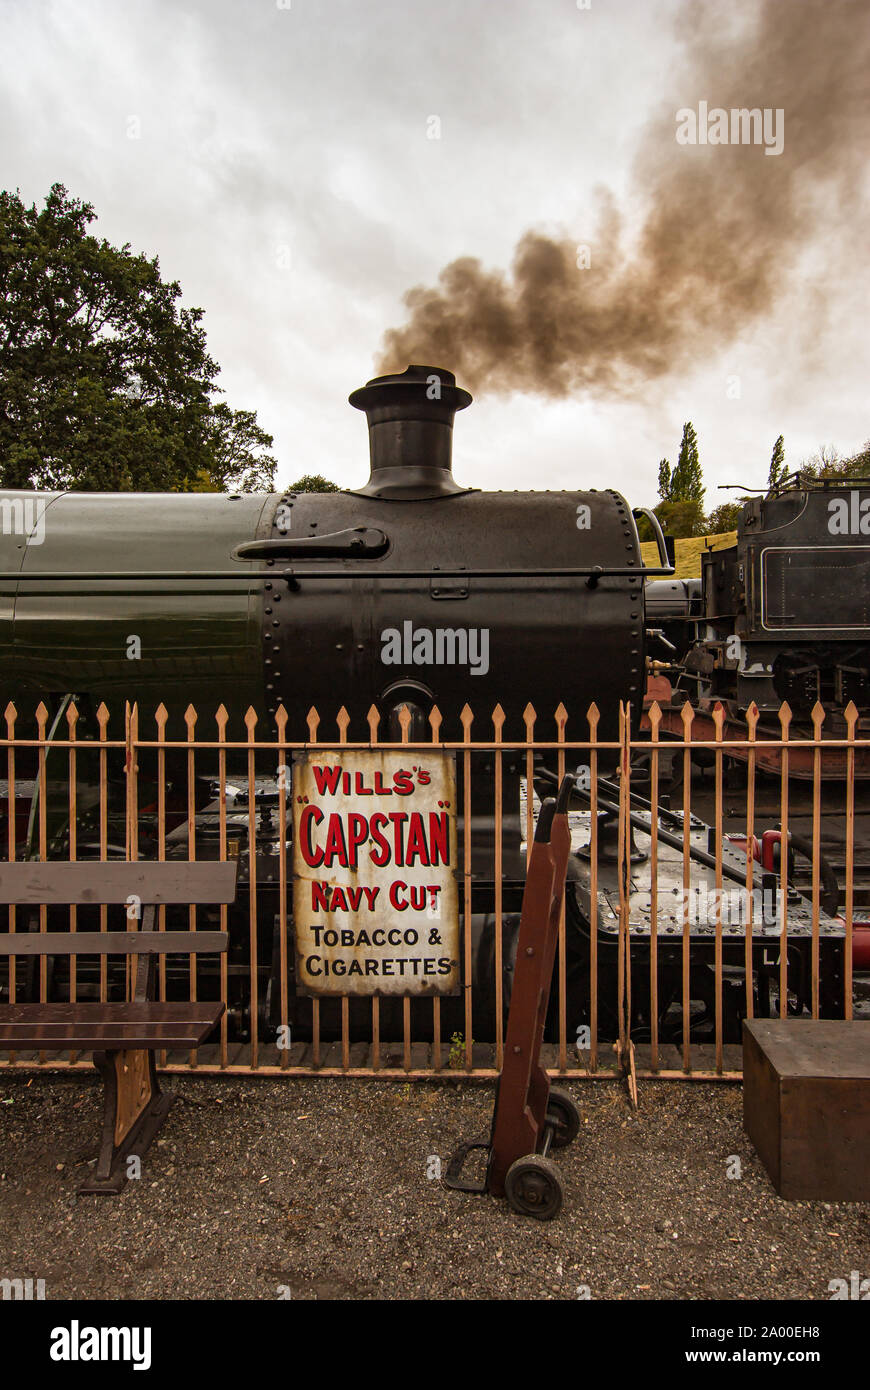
left=78, top=1049, right=175, bottom=1196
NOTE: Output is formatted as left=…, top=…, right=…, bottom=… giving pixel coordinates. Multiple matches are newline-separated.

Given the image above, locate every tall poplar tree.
left=768, top=434, right=786, bottom=488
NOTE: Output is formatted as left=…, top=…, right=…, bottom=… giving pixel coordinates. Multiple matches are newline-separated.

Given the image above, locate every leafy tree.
left=0, top=184, right=276, bottom=492
left=760, top=437, right=870, bottom=489
left=705, top=500, right=743, bottom=533
left=657, top=458, right=671, bottom=501
left=792, top=444, right=838, bottom=485
left=799, top=444, right=843, bottom=481
left=204, top=404, right=276, bottom=493
left=843, top=439, right=870, bottom=477
left=651, top=424, right=704, bottom=537
left=654, top=498, right=706, bottom=538
left=768, top=434, right=786, bottom=489
left=796, top=442, right=870, bottom=484
left=657, top=425, right=703, bottom=505
left=671, top=422, right=704, bottom=503
left=287, top=473, right=341, bottom=493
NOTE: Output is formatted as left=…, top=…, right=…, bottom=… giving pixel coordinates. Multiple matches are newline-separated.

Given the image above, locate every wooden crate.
left=743, top=1019, right=870, bottom=1200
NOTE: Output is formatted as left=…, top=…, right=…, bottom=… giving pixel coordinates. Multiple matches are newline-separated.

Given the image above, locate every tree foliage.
left=705, top=500, right=743, bottom=533
left=795, top=442, right=870, bottom=483
left=0, top=184, right=276, bottom=492
left=671, top=423, right=704, bottom=503
left=844, top=440, right=870, bottom=476
left=654, top=498, right=707, bottom=538
left=649, top=421, right=870, bottom=548
left=657, top=458, right=671, bottom=500
left=650, top=423, right=705, bottom=536
left=286, top=473, right=341, bottom=493
left=768, top=434, right=786, bottom=489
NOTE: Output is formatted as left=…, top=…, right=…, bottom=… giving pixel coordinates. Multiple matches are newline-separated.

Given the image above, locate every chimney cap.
left=347, top=363, right=474, bottom=500
left=349, top=363, right=472, bottom=414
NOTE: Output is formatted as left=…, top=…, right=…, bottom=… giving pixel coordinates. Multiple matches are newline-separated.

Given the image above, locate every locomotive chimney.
left=349, top=364, right=472, bottom=499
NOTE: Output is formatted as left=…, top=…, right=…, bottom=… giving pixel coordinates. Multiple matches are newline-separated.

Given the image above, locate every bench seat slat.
left=0, top=1001, right=224, bottom=1049
left=0, top=861, right=239, bottom=906
left=0, top=931, right=229, bottom=956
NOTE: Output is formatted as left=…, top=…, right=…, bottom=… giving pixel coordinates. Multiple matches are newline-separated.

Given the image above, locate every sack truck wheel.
left=504, top=1154, right=564, bottom=1220
left=545, top=1086, right=581, bottom=1149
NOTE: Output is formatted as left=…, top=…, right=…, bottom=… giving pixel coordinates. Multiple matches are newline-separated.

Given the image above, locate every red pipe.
left=837, top=920, right=870, bottom=970
left=760, top=829, right=782, bottom=872
left=728, top=829, right=870, bottom=971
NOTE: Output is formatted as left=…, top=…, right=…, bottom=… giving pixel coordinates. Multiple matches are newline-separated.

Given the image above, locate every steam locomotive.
left=0, top=367, right=856, bottom=1041
left=647, top=477, right=870, bottom=726
left=0, top=365, right=668, bottom=743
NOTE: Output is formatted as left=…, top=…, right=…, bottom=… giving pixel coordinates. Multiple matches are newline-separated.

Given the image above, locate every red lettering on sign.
left=405, top=815, right=430, bottom=866
left=299, top=806, right=324, bottom=866
left=429, top=811, right=449, bottom=865
left=369, top=812, right=391, bottom=866
left=346, top=812, right=369, bottom=869
left=312, top=765, right=342, bottom=796
left=323, top=815, right=348, bottom=867
left=311, top=881, right=330, bottom=911
left=388, top=812, right=408, bottom=866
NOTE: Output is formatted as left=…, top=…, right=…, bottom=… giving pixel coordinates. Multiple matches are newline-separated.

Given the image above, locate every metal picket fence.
left=1, top=695, right=865, bottom=1083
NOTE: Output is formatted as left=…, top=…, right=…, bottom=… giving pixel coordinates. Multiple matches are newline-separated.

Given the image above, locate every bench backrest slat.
left=0, top=861, right=239, bottom=906
left=0, top=931, right=229, bottom=956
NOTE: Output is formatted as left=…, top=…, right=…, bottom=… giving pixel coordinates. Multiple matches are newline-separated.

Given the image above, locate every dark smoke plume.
left=377, top=0, right=870, bottom=397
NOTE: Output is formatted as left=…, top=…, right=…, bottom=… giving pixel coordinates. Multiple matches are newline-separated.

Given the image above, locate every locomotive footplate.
left=571, top=806, right=846, bottom=942
left=564, top=800, right=848, bottom=1029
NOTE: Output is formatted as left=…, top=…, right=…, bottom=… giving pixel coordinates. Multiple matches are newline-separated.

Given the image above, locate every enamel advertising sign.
left=292, top=749, right=460, bottom=996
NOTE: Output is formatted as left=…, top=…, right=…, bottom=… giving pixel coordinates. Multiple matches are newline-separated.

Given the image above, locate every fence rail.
left=1, top=695, right=865, bottom=1083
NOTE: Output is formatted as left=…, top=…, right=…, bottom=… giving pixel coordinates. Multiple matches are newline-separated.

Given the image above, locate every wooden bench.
left=0, top=861, right=238, bottom=1194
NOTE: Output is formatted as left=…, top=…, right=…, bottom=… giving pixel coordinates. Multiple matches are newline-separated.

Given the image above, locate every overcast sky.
left=1, top=0, right=867, bottom=505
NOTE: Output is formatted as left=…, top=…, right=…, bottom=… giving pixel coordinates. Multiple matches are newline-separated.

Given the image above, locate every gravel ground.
left=0, top=1072, right=867, bottom=1301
